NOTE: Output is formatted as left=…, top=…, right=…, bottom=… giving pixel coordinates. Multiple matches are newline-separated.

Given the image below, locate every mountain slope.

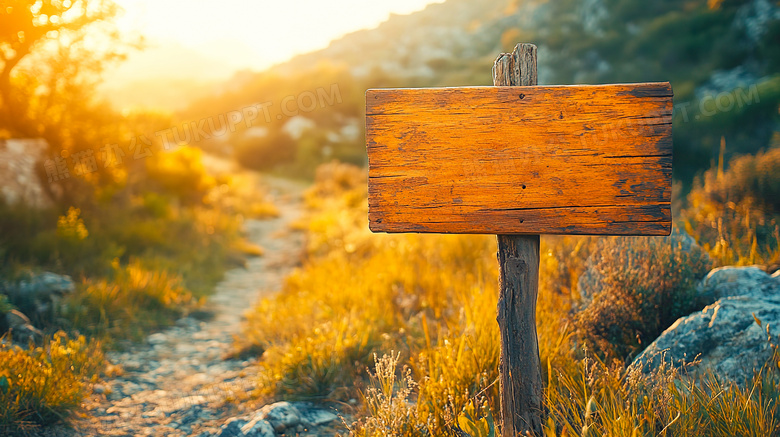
left=181, top=0, right=780, bottom=181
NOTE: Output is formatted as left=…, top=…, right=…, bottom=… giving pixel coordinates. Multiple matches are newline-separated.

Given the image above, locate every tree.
left=0, top=0, right=126, bottom=136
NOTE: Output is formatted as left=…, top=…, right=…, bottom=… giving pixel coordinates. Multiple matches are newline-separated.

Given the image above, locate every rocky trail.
left=62, top=177, right=346, bottom=437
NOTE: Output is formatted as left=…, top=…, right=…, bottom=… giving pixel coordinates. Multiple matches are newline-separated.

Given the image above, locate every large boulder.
left=695, top=265, right=772, bottom=301
left=1, top=272, right=75, bottom=324
left=630, top=266, right=780, bottom=384
left=2, top=271, right=75, bottom=299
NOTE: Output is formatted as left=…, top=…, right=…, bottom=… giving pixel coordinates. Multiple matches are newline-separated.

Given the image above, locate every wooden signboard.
left=367, top=84, right=673, bottom=235
left=365, top=43, right=673, bottom=436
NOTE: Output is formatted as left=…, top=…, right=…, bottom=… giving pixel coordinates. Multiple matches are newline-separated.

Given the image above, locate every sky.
left=107, top=0, right=443, bottom=85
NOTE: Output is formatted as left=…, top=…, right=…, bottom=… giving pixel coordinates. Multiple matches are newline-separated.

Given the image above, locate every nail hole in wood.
left=518, top=93, right=525, bottom=99
left=522, top=184, right=527, bottom=189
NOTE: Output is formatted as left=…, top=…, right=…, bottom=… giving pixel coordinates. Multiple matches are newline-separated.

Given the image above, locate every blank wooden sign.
left=366, top=82, right=673, bottom=235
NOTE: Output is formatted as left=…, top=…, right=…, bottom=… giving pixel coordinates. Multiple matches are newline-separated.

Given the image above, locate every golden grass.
left=0, top=333, right=103, bottom=435
left=242, top=161, right=780, bottom=436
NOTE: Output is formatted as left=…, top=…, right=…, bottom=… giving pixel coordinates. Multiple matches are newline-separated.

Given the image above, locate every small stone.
left=5, top=309, right=31, bottom=328
left=107, top=390, right=125, bottom=401
left=92, top=384, right=107, bottom=394
left=10, top=323, right=43, bottom=346
left=176, top=317, right=201, bottom=330
left=123, top=360, right=142, bottom=371
left=298, top=407, right=338, bottom=426
left=147, top=333, right=167, bottom=345
left=259, top=401, right=301, bottom=431
left=218, top=418, right=248, bottom=437
left=241, top=416, right=275, bottom=437
left=121, top=381, right=143, bottom=395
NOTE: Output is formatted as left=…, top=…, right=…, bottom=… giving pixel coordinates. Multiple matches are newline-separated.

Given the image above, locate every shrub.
left=0, top=294, right=13, bottom=314
left=575, top=232, right=713, bottom=362
left=234, top=129, right=297, bottom=171
left=62, top=259, right=197, bottom=341
left=682, top=144, right=780, bottom=266
left=145, top=147, right=216, bottom=204
left=0, top=333, right=103, bottom=434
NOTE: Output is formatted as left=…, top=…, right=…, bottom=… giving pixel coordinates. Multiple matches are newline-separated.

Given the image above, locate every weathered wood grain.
left=494, top=43, right=544, bottom=437
left=497, top=234, right=542, bottom=436
left=366, top=81, right=673, bottom=235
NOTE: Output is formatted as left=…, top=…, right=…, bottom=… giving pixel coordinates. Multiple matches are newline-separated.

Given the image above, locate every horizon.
left=102, top=0, right=443, bottom=111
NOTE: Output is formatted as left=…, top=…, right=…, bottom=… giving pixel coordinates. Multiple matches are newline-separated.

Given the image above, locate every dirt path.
left=69, top=176, right=312, bottom=436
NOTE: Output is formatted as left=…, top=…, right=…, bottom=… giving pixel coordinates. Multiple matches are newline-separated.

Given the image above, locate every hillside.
left=180, top=0, right=780, bottom=183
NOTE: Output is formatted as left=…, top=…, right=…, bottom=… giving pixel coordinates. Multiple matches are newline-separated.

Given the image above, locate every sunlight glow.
left=109, top=0, right=442, bottom=82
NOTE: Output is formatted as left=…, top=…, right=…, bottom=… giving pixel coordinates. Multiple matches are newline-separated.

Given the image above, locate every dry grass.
left=0, top=333, right=103, bottom=435
left=241, top=159, right=780, bottom=436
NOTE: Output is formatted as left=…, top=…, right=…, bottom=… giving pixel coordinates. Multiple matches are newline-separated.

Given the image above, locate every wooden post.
left=366, top=40, right=673, bottom=437
left=493, top=44, right=544, bottom=436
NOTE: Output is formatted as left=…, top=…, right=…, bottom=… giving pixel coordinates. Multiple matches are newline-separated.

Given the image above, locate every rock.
left=218, top=418, right=245, bottom=437
left=258, top=401, right=302, bottom=432
left=3, top=272, right=75, bottom=298
left=107, top=389, right=125, bottom=401
left=631, top=266, right=780, bottom=384
left=1, top=272, right=75, bottom=324
left=5, top=309, right=42, bottom=345
left=217, top=416, right=274, bottom=437
left=147, top=333, right=167, bottom=345
left=240, top=415, right=275, bottom=437
left=6, top=308, right=31, bottom=327
left=10, top=323, right=43, bottom=346
left=295, top=403, right=338, bottom=426
left=120, top=381, right=143, bottom=396
left=175, top=317, right=201, bottom=330
left=696, top=265, right=771, bottom=301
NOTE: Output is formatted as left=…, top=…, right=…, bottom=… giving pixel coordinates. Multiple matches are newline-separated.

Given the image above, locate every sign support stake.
left=493, top=44, right=544, bottom=437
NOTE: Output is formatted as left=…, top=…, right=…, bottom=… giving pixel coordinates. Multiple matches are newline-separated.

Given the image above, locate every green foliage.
left=575, top=233, right=714, bottom=361
left=0, top=294, right=13, bottom=314
left=535, top=0, right=780, bottom=181
left=0, top=333, right=103, bottom=434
